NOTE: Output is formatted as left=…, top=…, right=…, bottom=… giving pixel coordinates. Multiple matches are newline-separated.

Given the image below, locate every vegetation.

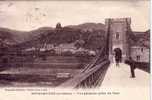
left=37, top=27, right=106, bottom=51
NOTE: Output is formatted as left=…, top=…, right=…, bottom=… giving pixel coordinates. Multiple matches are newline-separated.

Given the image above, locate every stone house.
left=130, top=30, right=150, bottom=62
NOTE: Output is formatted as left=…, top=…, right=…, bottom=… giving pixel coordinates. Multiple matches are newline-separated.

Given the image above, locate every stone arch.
left=105, top=18, right=131, bottom=62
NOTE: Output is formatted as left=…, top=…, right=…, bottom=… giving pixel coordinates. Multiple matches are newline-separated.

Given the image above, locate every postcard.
left=0, top=0, right=150, bottom=100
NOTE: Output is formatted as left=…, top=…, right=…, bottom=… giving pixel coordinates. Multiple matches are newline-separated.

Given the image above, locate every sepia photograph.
left=0, top=0, right=150, bottom=100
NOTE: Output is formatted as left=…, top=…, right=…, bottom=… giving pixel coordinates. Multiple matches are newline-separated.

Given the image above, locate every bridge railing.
left=58, top=59, right=110, bottom=88
left=125, top=60, right=150, bottom=73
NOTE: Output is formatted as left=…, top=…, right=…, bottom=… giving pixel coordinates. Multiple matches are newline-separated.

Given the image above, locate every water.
left=0, top=55, right=94, bottom=87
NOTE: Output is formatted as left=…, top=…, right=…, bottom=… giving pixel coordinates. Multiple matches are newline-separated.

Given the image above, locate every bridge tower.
left=105, top=18, right=131, bottom=62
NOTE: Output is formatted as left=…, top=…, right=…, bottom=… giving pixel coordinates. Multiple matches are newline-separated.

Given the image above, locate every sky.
left=0, top=1, right=150, bottom=31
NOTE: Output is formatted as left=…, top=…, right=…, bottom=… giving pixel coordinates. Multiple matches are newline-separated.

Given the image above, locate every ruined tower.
left=105, top=18, right=131, bottom=62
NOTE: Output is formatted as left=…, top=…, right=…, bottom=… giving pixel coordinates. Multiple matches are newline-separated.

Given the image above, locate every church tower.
left=105, top=18, right=131, bottom=62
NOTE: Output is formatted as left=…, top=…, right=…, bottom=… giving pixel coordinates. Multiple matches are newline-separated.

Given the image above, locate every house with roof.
left=130, top=30, right=150, bottom=62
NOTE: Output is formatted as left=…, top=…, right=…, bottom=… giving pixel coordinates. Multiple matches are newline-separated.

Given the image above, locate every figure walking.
left=114, top=48, right=122, bottom=67
left=129, top=57, right=135, bottom=78
left=115, top=54, right=120, bottom=67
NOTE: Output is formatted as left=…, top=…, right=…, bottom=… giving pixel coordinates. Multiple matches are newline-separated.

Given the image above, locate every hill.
left=0, top=23, right=106, bottom=51
left=66, top=23, right=105, bottom=31
left=0, top=27, right=54, bottom=45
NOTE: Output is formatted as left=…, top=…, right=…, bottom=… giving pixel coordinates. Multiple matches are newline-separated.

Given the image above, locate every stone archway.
left=106, top=18, right=131, bottom=62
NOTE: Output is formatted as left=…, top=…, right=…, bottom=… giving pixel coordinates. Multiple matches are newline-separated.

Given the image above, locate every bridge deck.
left=99, top=63, right=150, bottom=100
left=101, top=63, right=150, bottom=87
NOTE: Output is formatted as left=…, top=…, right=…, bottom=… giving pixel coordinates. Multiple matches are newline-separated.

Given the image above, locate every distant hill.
left=66, top=23, right=105, bottom=31
left=0, top=23, right=106, bottom=46
left=0, top=27, right=54, bottom=45
left=0, top=27, right=23, bottom=45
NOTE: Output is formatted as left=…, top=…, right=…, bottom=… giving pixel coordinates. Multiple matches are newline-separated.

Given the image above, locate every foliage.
left=38, top=28, right=106, bottom=51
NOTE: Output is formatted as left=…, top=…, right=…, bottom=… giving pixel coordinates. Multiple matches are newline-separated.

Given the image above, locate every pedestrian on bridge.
left=129, top=57, right=135, bottom=78
left=115, top=54, right=120, bottom=67
left=114, top=48, right=122, bottom=67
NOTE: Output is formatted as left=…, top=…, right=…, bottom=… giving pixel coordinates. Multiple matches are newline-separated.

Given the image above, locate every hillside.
left=0, top=23, right=106, bottom=46
left=66, top=23, right=105, bottom=31
left=0, top=27, right=54, bottom=45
